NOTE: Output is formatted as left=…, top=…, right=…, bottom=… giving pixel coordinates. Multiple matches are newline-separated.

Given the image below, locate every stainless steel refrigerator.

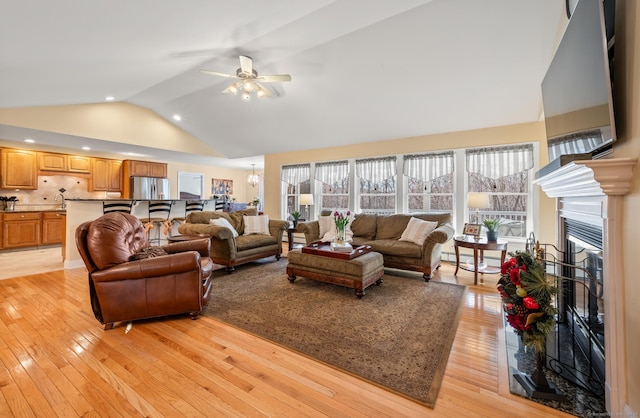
left=130, top=176, right=170, bottom=200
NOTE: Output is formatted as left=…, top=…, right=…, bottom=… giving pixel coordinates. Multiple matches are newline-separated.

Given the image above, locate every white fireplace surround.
left=534, top=157, right=636, bottom=415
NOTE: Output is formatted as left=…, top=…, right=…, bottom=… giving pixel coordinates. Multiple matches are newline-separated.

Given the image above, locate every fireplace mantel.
left=533, top=157, right=636, bottom=415
left=533, top=157, right=636, bottom=197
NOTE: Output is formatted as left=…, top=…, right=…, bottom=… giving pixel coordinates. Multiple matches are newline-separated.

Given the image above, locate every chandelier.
left=248, top=164, right=260, bottom=188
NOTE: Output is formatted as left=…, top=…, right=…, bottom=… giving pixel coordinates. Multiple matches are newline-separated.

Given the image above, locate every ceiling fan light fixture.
left=201, top=55, right=291, bottom=101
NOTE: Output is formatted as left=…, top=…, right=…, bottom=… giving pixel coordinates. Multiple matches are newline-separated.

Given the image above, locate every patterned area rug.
left=202, top=259, right=467, bottom=407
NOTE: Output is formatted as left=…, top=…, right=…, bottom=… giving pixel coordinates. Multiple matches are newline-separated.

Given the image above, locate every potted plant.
left=290, top=210, right=302, bottom=227
left=483, top=218, right=500, bottom=242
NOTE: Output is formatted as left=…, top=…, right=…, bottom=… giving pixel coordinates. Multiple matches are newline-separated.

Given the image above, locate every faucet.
left=54, top=193, right=66, bottom=209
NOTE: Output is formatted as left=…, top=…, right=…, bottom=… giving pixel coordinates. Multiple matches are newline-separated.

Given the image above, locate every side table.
left=454, top=236, right=508, bottom=285
left=287, top=226, right=301, bottom=251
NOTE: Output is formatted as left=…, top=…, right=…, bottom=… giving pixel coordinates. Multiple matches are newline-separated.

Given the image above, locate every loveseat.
left=76, top=212, right=214, bottom=330
left=177, top=208, right=289, bottom=272
left=297, top=212, right=454, bottom=280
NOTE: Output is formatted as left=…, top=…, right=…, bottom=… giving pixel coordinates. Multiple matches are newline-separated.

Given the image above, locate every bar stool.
left=102, top=200, right=134, bottom=214
left=144, top=200, right=174, bottom=245
left=170, top=200, right=205, bottom=231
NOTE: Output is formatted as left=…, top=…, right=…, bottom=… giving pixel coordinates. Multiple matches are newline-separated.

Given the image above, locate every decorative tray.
left=301, top=241, right=372, bottom=260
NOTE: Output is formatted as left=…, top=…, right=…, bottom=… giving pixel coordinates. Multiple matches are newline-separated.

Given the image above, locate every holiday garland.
left=497, top=251, right=558, bottom=350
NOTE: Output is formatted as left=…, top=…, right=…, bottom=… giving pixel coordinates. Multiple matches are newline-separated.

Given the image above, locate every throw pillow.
left=209, top=217, right=239, bottom=237
left=318, top=214, right=354, bottom=242
left=243, top=215, right=270, bottom=235
left=399, top=217, right=438, bottom=246
left=129, top=246, right=168, bottom=261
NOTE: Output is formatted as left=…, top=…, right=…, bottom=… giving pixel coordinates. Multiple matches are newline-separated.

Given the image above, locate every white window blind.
left=403, top=151, right=454, bottom=181
left=355, top=156, right=397, bottom=183
left=315, top=160, right=349, bottom=186
left=466, top=144, right=533, bottom=178
left=281, top=164, right=310, bottom=185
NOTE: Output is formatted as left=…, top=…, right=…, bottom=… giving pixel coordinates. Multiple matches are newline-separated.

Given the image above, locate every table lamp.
left=300, top=194, right=314, bottom=221
left=467, top=192, right=490, bottom=239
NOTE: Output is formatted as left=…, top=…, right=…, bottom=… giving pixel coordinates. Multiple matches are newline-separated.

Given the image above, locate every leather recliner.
left=76, top=212, right=214, bottom=330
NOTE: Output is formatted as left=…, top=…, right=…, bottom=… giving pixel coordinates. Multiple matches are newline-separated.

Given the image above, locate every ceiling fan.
left=199, top=55, right=291, bottom=100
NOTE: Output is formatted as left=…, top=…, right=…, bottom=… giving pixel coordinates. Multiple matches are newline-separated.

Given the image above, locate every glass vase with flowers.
left=333, top=210, right=350, bottom=244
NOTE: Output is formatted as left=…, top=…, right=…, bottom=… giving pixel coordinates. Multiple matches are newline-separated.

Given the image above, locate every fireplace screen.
left=540, top=219, right=605, bottom=397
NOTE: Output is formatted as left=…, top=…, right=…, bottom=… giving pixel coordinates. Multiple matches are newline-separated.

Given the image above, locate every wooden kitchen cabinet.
left=90, top=158, right=122, bottom=192
left=122, top=159, right=167, bottom=197
left=3, top=212, right=41, bottom=248
left=67, top=155, right=91, bottom=173
left=1, top=148, right=38, bottom=189
left=41, top=212, right=65, bottom=245
left=123, top=160, right=167, bottom=178
left=39, top=152, right=91, bottom=173
left=39, top=152, right=66, bottom=171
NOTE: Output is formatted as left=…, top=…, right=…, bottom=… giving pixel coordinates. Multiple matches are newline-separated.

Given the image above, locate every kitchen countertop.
left=1, top=208, right=66, bottom=213
left=66, top=198, right=216, bottom=201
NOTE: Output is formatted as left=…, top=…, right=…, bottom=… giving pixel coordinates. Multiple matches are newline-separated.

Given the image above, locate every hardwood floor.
left=0, top=249, right=574, bottom=417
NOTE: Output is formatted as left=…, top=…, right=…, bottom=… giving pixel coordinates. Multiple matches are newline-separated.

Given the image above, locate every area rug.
left=202, top=259, right=467, bottom=407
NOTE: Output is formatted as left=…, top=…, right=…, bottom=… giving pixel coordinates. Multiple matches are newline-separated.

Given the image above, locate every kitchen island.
left=63, top=199, right=218, bottom=269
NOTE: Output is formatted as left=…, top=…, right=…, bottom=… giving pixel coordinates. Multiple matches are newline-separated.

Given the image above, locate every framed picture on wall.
left=212, top=178, right=233, bottom=195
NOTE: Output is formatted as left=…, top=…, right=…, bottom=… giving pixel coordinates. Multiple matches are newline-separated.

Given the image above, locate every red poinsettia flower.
left=501, top=257, right=517, bottom=274
left=523, top=296, right=539, bottom=310
left=509, top=265, right=526, bottom=286
left=507, top=313, right=531, bottom=331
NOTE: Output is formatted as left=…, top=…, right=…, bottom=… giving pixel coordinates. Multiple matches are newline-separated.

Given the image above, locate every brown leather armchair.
left=76, top=212, right=214, bottom=330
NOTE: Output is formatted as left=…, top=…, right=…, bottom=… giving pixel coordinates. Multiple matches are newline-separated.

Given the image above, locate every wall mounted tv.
left=540, top=0, right=615, bottom=171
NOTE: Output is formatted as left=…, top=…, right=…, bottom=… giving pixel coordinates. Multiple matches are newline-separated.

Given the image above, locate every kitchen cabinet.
left=3, top=212, right=40, bottom=248
left=90, top=158, right=122, bottom=192
left=123, top=160, right=167, bottom=178
left=1, top=148, right=38, bottom=189
left=122, top=160, right=168, bottom=197
left=41, top=212, right=65, bottom=245
left=39, top=152, right=91, bottom=173
left=67, top=155, right=91, bottom=173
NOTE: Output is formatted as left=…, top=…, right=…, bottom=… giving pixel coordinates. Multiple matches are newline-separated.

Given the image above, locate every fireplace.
left=533, top=157, right=636, bottom=414
left=542, top=218, right=605, bottom=397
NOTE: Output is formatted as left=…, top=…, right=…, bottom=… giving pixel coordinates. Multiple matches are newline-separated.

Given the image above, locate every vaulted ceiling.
left=0, top=0, right=565, bottom=167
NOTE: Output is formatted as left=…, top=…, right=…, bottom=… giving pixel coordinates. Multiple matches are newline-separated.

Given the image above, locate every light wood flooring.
left=0, top=246, right=575, bottom=417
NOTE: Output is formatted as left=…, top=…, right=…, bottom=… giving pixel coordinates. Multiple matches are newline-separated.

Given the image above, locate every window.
left=281, top=164, right=310, bottom=219
left=315, top=160, right=349, bottom=212
left=466, top=145, right=534, bottom=238
left=356, top=157, right=397, bottom=214
left=403, top=151, right=454, bottom=213
left=279, top=142, right=536, bottom=242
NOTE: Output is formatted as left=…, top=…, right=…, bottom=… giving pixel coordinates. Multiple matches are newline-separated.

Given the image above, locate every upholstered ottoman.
left=286, top=248, right=384, bottom=298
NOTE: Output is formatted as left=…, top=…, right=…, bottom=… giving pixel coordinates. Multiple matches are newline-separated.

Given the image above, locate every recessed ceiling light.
left=105, top=96, right=115, bottom=101
left=172, top=114, right=182, bottom=121
left=82, top=146, right=91, bottom=151
left=24, top=138, right=35, bottom=143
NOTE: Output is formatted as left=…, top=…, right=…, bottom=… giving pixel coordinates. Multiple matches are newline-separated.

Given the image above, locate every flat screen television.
left=539, top=0, right=616, bottom=176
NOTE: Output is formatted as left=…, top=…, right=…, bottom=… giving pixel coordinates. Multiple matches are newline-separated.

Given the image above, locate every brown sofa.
left=76, top=212, right=214, bottom=330
left=177, top=208, right=289, bottom=272
left=297, top=212, right=454, bottom=280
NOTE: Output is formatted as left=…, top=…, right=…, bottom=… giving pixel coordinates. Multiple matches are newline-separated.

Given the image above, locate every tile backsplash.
left=1, top=175, right=117, bottom=210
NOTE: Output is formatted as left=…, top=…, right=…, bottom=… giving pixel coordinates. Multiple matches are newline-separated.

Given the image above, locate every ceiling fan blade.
left=239, top=55, right=253, bottom=75
left=257, top=74, right=292, bottom=82
left=199, top=69, right=238, bottom=79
